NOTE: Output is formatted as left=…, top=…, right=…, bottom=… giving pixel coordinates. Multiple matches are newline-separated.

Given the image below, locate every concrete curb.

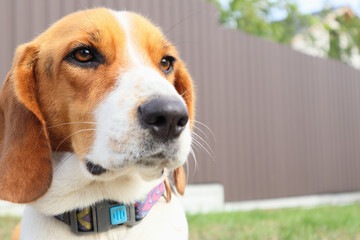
left=2, top=184, right=360, bottom=216
left=180, top=185, right=360, bottom=214
left=223, top=192, right=360, bottom=212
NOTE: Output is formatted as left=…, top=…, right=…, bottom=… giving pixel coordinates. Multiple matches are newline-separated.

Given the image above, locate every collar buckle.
left=95, top=201, right=139, bottom=231
left=68, top=201, right=139, bottom=235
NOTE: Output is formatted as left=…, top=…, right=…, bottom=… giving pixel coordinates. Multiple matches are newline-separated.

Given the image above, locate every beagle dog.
left=1, top=8, right=194, bottom=240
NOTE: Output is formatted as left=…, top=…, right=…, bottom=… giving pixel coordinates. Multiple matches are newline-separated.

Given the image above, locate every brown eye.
left=73, top=48, right=93, bottom=62
left=66, top=46, right=104, bottom=68
left=160, top=56, right=175, bottom=73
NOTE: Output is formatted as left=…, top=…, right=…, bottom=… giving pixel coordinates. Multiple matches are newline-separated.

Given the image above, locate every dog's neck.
left=30, top=152, right=166, bottom=216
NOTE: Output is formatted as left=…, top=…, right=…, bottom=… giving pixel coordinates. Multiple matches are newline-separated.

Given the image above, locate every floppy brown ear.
left=173, top=61, right=195, bottom=195
left=0, top=43, right=52, bottom=203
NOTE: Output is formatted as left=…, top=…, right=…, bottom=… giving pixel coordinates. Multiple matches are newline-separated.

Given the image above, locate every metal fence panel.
left=1, top=0, right=360, bottom=201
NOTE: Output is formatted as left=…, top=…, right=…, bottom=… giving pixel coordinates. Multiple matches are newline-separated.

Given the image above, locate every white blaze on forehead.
left=110, top=10, right=143, bottom=66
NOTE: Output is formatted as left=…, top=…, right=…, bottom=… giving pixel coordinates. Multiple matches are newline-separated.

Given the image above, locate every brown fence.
left=2, top=0, right=360, bottom=202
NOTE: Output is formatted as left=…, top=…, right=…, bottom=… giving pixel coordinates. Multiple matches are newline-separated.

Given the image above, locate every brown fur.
left=0, top=44, right=52, bottom=203
left=0, top=8, right=194, bottom=204
left=174, top=166, right=187, bottom=195
left=164, top=178, right=172, bottom=203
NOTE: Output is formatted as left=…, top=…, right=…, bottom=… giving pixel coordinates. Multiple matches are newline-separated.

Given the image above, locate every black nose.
left=139, top=97, right=189, bottom=140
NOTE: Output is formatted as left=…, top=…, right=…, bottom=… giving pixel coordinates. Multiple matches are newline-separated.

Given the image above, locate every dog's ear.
left=173, top=166, right=186, bottom=195
left=173, top=61, right=195, bottom=195
left=0, top=43, right=52, bottom=203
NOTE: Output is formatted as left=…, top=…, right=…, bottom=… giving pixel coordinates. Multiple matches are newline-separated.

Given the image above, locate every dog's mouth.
left=86, top=160, right=108, bottom=175
left=85, top=152, right=170, bottom=176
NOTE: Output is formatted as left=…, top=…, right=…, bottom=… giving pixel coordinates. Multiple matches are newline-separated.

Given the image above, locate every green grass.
left=0, top=216, right=20, bottom=240
left=187, top=204, right=360, bottom=240
left=1, top=204, right=360, bottom=239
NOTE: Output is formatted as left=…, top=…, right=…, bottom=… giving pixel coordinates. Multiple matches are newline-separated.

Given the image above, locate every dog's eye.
left=65, top=46, right=104, bottom=69
left=73, top=48, right=94, bottom=63
left=160, top=56, right=175, bottom=74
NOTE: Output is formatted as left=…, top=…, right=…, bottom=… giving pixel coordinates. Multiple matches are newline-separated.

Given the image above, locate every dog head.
left=0, top=8, right=194, bottom=203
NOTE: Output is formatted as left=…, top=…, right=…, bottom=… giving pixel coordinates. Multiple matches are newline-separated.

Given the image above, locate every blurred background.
left=1, top=0, right=360, bottom=239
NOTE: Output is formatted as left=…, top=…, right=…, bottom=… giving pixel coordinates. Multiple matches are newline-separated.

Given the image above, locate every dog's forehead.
left=37, top=8, right=169, bottom=57
left=38, top=8, right=119, bottom=43
left=125, top=12, right=167, bottom=46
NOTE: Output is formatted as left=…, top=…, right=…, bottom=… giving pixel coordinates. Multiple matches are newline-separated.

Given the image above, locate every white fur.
left=115, top=11, right=143, bottom=66
left=19, top=10, right=190, bottom=239
left=22, top=153, right=188, bottom=240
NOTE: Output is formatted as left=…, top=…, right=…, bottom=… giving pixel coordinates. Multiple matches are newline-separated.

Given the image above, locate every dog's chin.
left=134, top=157, right=185, bottom=181
left=82, top=155, right=185, bottom=182
left=135, top=165, right=166, bottom=181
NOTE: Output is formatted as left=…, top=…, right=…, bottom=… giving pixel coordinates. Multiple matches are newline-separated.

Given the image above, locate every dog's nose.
left=139, top=97, right=189, bottom=140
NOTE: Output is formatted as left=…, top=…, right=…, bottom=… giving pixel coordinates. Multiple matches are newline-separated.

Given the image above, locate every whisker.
left=192, top=125, right=209, bottom=139
left=54, top=153, right=74, bottom=173
left=192, top=132, right=215, bottom=157
left=184, top=159, right=190, bottom=183
left=38, top=108, right=57, bottom=138
left=163, top=12, right=200, bottom=36
left=190, top=120, right=216, bottom=142
left=47, top=122, right=96, bottom=129
left=80, top=5, right=100, bottom=34
left=182, top=96, right=191, bottom=102
left=190, top=148, right=198, bottom=178
left=192, top=137, right=215, bottom=161
left=190, top=143, right=204, bottom=165
left=45, top=108, right=57, bottom=125
left=168, top=41, right=196, bottom=48
left=192, top=138, right=215, bottom=161
left=182, top=93, right=192, bottom=100
left=55, top=129, right=96, bottom=152
left=191, top=142, right=207, bottom=159
left=180, top=89, right=191, bottom=97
